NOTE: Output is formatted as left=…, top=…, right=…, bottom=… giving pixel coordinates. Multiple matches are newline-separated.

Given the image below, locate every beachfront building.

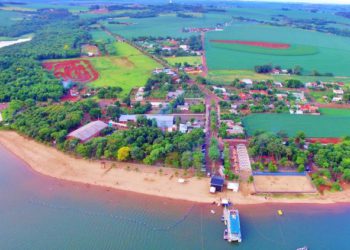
left=210, top=176, right=225, bottom=192
left=67, top=120, right=108, bottom=143
left=119, top=114, right=175, bottom=130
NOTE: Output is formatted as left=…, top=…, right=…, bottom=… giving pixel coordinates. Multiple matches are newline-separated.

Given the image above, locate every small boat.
left=277, top=209, right=283, bottom=216
left=211, top=210, right=215, bottom=214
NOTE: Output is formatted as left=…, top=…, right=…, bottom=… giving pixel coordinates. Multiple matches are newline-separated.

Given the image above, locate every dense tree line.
left=0, top=8, right=91, bottom=102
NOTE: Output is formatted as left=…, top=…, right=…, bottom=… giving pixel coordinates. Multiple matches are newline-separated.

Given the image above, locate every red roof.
left=0, top=103, right=9, bottom=111
left=239, top=93, right=249, bottom=100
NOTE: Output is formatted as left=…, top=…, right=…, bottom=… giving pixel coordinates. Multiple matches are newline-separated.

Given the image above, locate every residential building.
left=67, top=121, right=108, bottom=143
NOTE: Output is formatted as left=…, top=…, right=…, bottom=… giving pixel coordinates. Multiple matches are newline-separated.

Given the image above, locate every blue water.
left=0, top=144, right=350, bottom=250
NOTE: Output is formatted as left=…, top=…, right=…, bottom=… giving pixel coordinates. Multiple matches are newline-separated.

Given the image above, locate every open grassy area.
left=308, top=90, right=332, bottom=103
left=0, top=10, right=25, bottom=26
left=103, top=13, right=230, bottom=39
left=207, top=70, right=350, bottom=85
left=243, top=113, right=350, bottom=138
left=88, top=42, right=161, bottom=96
left=90, top=30, right=114, bottom=43
left=206, top=22, right=350, bottom=76
left=165, top=56, right=202, bottom=66
left=319, top=108, right=350, bottom=116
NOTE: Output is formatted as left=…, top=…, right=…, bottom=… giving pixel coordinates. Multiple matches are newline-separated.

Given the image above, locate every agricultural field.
left=43, top=60, right=99, bottom=83
left=319, top=108, right=350, bottom=116
left=243, top=113, right=350, bottom=138
left=103, top=13, right=230, bottom=39
left=205, top=22, right=350, bottom=76
left=207, top=70, right=350, bottom=85
left=165, top=56, right=202, bottom=66
left=0, top=10, right=25, bottom=26
left=90, top=30, right=114, bottom=43
left=87, top=42, right=161, bottom=96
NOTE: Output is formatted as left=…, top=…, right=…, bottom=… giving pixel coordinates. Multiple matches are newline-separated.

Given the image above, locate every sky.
left=240, top=0, right=350, bottom=4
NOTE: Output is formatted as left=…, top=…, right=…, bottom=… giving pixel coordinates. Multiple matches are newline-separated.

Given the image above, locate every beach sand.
left=1, top=131, right=350, bottom=204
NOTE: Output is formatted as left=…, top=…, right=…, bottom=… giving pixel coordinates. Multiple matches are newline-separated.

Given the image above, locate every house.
left=167, top=90, right=184, bottom=99
left=135, top=87, right=145, bottom=101
left=179, top=44, right=189, bottom=51
left=271, top=69, right=281, bottom=75
left=241, top=79, right=253, bottom=86
left=119, top=115, right=174, bottom=130
left=300, top=104, right=319, bottom=114
left=227, top=125, right=244, bottom=135
left=177, top=103, right=189, bottom=111
left=276, top=93, right=287, bottom=100
left=273, top=82, right=283, bottom=88
left=291, top=91, right=305, bottom=102
left=238, top=92, right=250, bottom=101
left=210, top=176, right=225, bottom=192
left=332, top=96, right=343, bottom=102
left=212, top=86, right=226, bottom=93
left=333, top=89, right=344, bottom=95
left=67, top=121, right=108, bottom=143
left=179, top=123, right=188, bottom=133
left=249, top=90, right=268, bottom=96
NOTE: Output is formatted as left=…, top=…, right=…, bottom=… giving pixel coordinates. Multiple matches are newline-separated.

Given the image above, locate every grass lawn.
left=308, top=90, right=332, bottom=103
left=165, top=56, right=202, bottom=66
left=207, top=69, right=350, bottom=85
left=243, top=113, right=350, bottom=138
left=90, top=30, right=114, bottom=43
left=88, top=42, right=161, bottom=96
left=319, top=108, right=350, bottom=116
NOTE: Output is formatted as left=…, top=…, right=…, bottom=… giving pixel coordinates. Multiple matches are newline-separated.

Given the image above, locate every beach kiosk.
left=210, top=176, right=225, bottom=192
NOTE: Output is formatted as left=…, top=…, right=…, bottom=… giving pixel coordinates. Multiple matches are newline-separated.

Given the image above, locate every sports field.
left=205, top=23, right=350, bottom=76
left=165, top=56, right=201, bottom=66
left=243, top=113, right=350, bottom=138
left=88, top=42, right=161, bottom=96
left=253, top=174, right=316, bottom=193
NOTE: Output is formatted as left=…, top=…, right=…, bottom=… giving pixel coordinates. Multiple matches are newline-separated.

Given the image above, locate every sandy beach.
left=1, top=130, right=350, bottom=204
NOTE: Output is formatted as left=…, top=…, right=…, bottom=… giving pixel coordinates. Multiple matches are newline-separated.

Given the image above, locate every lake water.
left=0, top=144, right=349, bottom=250
left=0, top=37, right=32, bottom=49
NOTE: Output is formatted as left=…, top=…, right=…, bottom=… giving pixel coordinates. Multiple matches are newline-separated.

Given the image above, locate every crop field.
left=0, top=10, right=25, bottom=26
left=90, top=30, right=114, bottom=43
left=103, top=13, right=230, bottom=39
left=43, top=60, right=99, bottom=83
left=210, top=40, right=318, bottom=56
left=165, top=56, right=202, bottom=66
left=88, top=42, right=161, bottom=96
left=205, top=23, right=350, bottom=76
left=243, top=113, right=350, bottom=138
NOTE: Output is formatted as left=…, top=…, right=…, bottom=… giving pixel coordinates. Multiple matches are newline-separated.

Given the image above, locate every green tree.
left=117, top=146, right=131, bottom=161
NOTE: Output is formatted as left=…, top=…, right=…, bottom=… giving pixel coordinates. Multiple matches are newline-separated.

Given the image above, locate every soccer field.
left=243, top=113, right=350, bottom=138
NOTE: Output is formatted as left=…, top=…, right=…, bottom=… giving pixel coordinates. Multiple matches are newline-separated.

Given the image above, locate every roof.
left=68, top=121, right=108, bottom=142
left=119, top=115, right=174, bottom=129
left=211, top=176, right=224, bottom=187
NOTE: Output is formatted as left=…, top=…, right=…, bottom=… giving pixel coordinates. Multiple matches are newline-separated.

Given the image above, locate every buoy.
left=211, top=210, right=215, bottom=214
left=277, top=209, right=283, bottom=216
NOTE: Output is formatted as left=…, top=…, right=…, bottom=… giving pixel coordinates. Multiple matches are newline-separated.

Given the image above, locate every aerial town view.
left=1, top=0, right=350, bottom=249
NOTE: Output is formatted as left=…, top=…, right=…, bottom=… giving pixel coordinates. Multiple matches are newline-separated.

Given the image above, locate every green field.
left=0, top=10, right=25, bottom=26
left=206, top=23, right=350, bottom=76
left=319, top=108, right=350, bottom=116
left=88, top=42, right=161, bottom=96
left=243, top=113, right=350, bottom=138
left=210, top=42, right=319, bottom=56
left=90, top=30, right=114, bottom=43
left=165, top=56, right=202, bottom=66
left=103, top=13, right=230, bottom=38
left=207, top=70, right=350, bottom=85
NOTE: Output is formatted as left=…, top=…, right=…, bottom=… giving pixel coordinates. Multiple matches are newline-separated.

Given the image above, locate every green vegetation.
left=319, top=108, right=350, bottom=116
left=206, top=23, right=350, bottom=76
left=88, top=42, right=161, bottom=96
left=243, top=114, right=350, bottom=138
left=211, top=42, right=318, bottom=56
left=165, top=56, right=201, bottom=66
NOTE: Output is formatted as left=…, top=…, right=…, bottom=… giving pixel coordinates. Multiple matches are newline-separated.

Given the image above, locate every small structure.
left=167, top=90, right=184, bottom=100
left=241, top=79, right=253, bottom=86
left=333, top=89, right=344, bottom=95
left=179, top=123, right=188, bottom=133
left=236, top=144, right=251, bottom=171
left=227, top=182, right=239, bottom=192
left=210, top=176, right=225, bottom=192
left=67, top=120, right=108, bottom=143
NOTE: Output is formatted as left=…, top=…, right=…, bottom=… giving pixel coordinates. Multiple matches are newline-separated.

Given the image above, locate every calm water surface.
left=0, top=145, right=349, bottom=250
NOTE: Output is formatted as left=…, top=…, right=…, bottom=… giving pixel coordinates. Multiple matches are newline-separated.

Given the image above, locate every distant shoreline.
left=1, top=130, right=350, bottom=205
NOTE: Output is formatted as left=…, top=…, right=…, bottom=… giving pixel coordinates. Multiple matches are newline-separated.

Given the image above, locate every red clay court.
left=43, top=60, right=99, bottom=83
left=210, top=40, right=291, bottom=49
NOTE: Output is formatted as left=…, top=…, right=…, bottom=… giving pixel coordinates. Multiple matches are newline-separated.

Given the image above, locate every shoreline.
left=1, top=131, right=350, bottom=205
